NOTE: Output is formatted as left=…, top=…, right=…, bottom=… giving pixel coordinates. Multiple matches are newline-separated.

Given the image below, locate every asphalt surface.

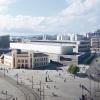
left=86, top=54, right=100, bottom=81
left=86, top=53, right=100, bottom=100
left=0, top=71, right=40, bottom=100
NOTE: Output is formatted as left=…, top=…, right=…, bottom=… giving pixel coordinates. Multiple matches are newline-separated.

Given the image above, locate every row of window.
left=35, top=62, right=48, bottom=67
left=92, top=39, right=100, bottom=41
left=79, top=46, right=90, bottom=48
left=35, top=58, right=48, bottom=62
left=18, top=59, right=28, bottom=63
left=17, top=64, right=28, bottom=68
left=92, top=46, right=100, bottom=48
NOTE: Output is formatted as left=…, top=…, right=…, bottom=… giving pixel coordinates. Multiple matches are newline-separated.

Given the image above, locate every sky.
left=0, top=0, right=100, bottom=35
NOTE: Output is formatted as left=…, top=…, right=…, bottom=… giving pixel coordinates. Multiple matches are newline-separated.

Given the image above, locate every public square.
left=0, top=63, right=99, bottom=100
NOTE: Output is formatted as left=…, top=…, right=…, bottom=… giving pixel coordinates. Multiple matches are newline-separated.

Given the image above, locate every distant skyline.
left=0, top=0, right=100, bottom=35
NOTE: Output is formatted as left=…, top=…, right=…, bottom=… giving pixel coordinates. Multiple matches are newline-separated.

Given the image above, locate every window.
left=25, top=64, right=28, bottom=67
left=25, top=60, right=28, bottom=63
left=40, top=58, right=42, bottom=61
left=22, top=59, right=24, bottom=63
left=17, top=64, right=20, bottom=67
left=21, top=64, right=24, bottom=68
left=18, top=59, right=20, bottom=63
left=30, top=54, right=32, bottom=57
left=46, top=58, right=48, bottom=61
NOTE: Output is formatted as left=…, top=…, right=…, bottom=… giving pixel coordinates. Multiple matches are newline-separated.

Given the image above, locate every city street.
left=0, top=64, right=98, bottom=100
left=0, top=66, right=40, bottom=100
left=0, top=56, right=100, bottom=100
left=86, top=54, right=100, bottom=80
left=86, top=54, right=100, bottom=100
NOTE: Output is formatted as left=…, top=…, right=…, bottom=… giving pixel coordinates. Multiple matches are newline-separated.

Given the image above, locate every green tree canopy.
left=68, top=64, right=80, bottom=74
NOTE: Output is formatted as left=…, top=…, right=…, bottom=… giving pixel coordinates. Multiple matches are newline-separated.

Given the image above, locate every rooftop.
left=5, top=52, right=12, bottom=56
left=4, top=50, right=48, bottom=57
left=0, top=34, right=9, bottom=36
left=34, top=53, right=48, bottom=57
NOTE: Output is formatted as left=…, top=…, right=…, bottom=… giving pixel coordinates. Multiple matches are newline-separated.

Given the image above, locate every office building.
left=10, top=40, right=90, bottom=54
left=0, top=35, right=10, bottom=49
left=10, top=40, right=90, bottom=65
left=86, top=30, right=100, bottom=51
left=0, top=35, right=10, bottom=57
left=91, top=37, right=100, bottom=51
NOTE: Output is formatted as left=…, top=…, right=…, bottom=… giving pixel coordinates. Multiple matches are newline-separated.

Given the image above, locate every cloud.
left=0, top=0, right=16, bottom=13
left=0, top=0, right=100, bottom=34
left=0, top=15, right=45, bottom=31
left=60, top=0, right=98, bottom=16
left=57, top=0, right=100, bottom=33
left=0, top=0, right=15, bottom=5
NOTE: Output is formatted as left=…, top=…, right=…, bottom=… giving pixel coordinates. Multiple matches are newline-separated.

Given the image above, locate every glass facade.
left=0, top=35, right=10, bottom=48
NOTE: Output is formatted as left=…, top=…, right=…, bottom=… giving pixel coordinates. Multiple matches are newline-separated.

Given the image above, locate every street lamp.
left=43, top=84, right=45, bottom=100
left=5, top=90, right=8, bottom=100
left=4, top=68, right=5, bottom=77
left=79, top=82, right=92, bottom=100
left=89, top=74, right=92, bottom=100
left=40, top=81, right=42, bottom=100
left=16, top=73, right=19, bottom=85
left=32, top=76, right=34, bottom=89
left=79, top=84, right=85, bottom=100
left=97, top=80, right=100, bottom=89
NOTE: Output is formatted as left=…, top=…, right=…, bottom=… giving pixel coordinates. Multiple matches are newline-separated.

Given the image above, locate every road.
left=86, top=53, right=100, bottom=100
left=0, top=70, right=40, bottom=100
left=86, top=54, right=100, bottom=80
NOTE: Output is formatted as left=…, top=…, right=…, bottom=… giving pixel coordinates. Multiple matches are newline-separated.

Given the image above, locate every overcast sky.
left=0, top=0, right=100, bottom=35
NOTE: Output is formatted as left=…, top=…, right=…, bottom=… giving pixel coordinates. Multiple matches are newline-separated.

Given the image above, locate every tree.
left=68, top=64, right=80, bottom=74
left=68, top=64, right=73, bottom=72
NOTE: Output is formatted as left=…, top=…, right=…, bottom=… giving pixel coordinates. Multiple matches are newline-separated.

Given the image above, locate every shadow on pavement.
left=33, top=62, right=63, bottom=70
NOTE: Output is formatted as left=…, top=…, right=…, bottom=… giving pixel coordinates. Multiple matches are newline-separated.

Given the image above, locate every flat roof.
left=30, top=40, right=77, bottom=44
left=5, top=52, right=12, bottom=56
left=34, top=53, right=48, bottom=57
left=0, top=34, right=9, bottom=36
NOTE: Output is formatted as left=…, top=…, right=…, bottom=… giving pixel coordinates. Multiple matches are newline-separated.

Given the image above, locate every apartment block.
left=91, top=37, right=100, bottom=51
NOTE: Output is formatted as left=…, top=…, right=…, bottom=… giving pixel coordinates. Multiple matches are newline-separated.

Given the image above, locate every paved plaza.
left=0, top=73, right=25, bottom=100
left=0, top=63, right=99, bottom=100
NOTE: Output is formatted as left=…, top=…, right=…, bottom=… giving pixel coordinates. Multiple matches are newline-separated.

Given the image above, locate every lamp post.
left=16, top=73, right=19, bottom=85
left=43, top=84, right=45, bottom=100
left=98, top=80, right=99, bottom=89
left=89, top=74, right=92, bottom=100
left=4, top=68, right=5, bottom=77
left=79, top=84, right=84, bottom=100
left=32, top=76, right=34, bottom=89
left=40, top=81, right=42, bottom=100
left=5, top=90, right=8, bottom=100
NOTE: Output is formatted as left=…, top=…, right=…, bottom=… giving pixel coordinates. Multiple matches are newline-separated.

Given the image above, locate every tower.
left=12, top=49, right=17, bottom=68
left=28, top=51, right=34, bottom=69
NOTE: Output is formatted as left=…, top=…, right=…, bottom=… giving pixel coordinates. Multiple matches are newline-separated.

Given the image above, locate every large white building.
left=10, top=40, right=90, bottom=55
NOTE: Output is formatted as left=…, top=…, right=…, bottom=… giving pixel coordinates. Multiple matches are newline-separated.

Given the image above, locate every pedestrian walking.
left=64, top=78, right=66, bottom=82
